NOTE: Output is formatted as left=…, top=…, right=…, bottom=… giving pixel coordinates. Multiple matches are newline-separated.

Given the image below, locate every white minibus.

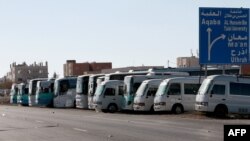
left=154, top=77, right=203, bottom=114
left=195, top=75, right=250, bottom=117
left=133, top=79, right=162, bottom=112
left=93, top=80, right=124, bottom=113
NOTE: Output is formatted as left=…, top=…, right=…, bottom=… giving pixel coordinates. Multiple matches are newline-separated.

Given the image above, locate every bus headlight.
left=138, top=103, right=145, bottom=106
left=159, top=102, right=166, bottom=106
left=196, top=102, right=208, bottom=106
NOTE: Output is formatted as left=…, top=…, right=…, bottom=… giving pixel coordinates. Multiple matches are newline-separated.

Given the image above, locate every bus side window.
left=184, top=84, right=201, bottom=95
left=118, top=86, right=123, bottom=95
left=168, top=83, right=181, bottom=95
left=24, top=88, right=29, bottom=94
left=60, top=84, right=68, bottom=93
left=211, top=84, right=225, bottom=95
left=15, top=87, right=18, bottom=93
left=44, top=88, right=49, bottom=93
left=104, top=88, right=115, bottom=96
left=50, top=83, right=54, bottom=93
left=147, top=88, right=158, bottom=96
left=133, top=83, right=141, bottom=94
left=147, top=87, right=158, bottom=97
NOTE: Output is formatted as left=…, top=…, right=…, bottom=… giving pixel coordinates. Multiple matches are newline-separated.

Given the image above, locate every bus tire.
left=48, top=100, right=54, bottom=108
left=107, top=104, right=118, bottom=113
left=73, top=100, right=76, bottom=108
left=214, top=105, right=228, bottom=118
left=172, top=104, right=184, bottom=114
left=150, top=105, right=155, bottom=113
left=101, top=109, right=108, bottom=113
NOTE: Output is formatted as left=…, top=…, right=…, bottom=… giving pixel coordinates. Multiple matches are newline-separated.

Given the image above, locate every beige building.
left=177, top=56, right=199, bottom=68
left=6, top=62, right=48, bottom=83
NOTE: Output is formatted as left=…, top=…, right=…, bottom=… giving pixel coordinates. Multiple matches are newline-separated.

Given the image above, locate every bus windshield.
left=136, top=83, right=148, bottom=97
left=29, top=80, right=38, bottom=95
left=124, top=77, right=132, bottom=96
left=95, top=85, right=105, bottom=96
left=198, top=79, right=212, bottom=95
left=11, top=84, right=18, bottom=96
left=76, top=78, right=83, bottom=94
left=39, top=82, right=51, bottom=93
left=54, top=80, right=59, bottom=96
left=156, top=83, right=167, bottom=96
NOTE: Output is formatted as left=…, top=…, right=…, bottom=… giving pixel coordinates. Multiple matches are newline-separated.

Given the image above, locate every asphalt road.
left=0, top=105, right=250, bottom=141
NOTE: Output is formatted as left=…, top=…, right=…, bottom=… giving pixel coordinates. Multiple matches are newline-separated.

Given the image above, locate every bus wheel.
left=48, top=100, right=54, bottom=108
left=101, top=109, right=108, bottom=113
left=73, top=100, right=76, bottom=108
left=214, top=105, right=228, bottom=118
left=172, top=104, right=184, bottom=114
left=150, top=105, right=155, bottom=113
left=108, top=104, right=118, bottom=113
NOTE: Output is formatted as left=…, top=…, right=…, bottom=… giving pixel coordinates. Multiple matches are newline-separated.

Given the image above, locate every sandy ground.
left=0, top=95, right=10, bottom=104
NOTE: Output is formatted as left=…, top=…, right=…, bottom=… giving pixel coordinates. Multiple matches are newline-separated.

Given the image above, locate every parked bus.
left=54, top=77, right=77, bottom=108
left=75, top=75, right=89, bottom=109
left=35, top=79, right=55, bottom=107
left=154, top=76, right=203, bottom=114
left=88, top=74, right=105, bottom=109
left=28, top=78, right=48, bottom=106
left=17, top=83, right=29, bottom=106
left=122, top=72, right=189, bottom=110
left=10, top=83, right=18, bottom=104
left=195, top=75, right=250, bottom=117
left=93, top=80, right=124, bottom=113
left=96, top=76, right=105, bottom=85
left=104, top=71, right=148, bottom=81
left=133, top=79, right=162, bottom=112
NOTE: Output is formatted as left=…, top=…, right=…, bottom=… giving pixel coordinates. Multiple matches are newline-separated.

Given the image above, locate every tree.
left=0, top=81, right=13, bottom=89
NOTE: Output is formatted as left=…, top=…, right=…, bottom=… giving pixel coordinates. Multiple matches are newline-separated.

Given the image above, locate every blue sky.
left=0, top=0, right=249, bottom=77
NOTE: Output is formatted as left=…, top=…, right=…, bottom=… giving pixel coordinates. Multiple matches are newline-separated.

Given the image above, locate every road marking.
left=35, top=120, right=44, bottom=123
left=73, top=128, right=87, bottom=132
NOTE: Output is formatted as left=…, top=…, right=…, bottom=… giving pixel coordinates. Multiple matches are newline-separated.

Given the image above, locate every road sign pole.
left=205, top=65, right=207, bottom=76
left=222, top=65, right=225, bottom=75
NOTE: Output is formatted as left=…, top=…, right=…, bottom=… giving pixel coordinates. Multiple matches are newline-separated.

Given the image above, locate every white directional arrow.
left=207, top=27, right=226, bottom=61
left=210, top=34, right=226, bottom=49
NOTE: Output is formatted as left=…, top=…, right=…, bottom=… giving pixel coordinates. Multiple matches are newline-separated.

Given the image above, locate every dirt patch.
left=0, top=96, right=10, bottom=105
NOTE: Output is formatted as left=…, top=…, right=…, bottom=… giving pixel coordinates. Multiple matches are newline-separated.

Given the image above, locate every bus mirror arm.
left=210, top=90, right=214, bottom=97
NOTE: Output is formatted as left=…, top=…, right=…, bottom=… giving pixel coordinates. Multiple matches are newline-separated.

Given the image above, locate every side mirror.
left=210, top=90, right=214, bottom=97
left=167, top=91, right=170, bottom=95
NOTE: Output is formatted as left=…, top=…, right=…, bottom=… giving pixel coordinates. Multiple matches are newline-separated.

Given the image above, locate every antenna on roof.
left=196, top=49, right=199, bottom=57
